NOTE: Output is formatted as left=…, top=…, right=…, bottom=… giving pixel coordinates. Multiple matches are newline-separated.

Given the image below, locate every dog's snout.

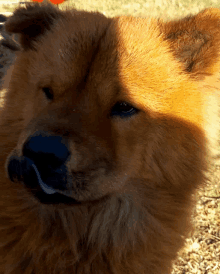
left=7, top=131, right=72, bottom=199
left=23, top=132, right=70, bottom=169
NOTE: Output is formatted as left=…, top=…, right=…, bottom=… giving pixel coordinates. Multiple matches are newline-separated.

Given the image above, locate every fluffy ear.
left=160, top=8, right=220, bottom=78
left=4, top=1, right=63, bottom=50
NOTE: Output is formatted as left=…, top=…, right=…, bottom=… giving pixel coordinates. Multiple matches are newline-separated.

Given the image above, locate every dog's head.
left=3, top=2, right=220, bottom=206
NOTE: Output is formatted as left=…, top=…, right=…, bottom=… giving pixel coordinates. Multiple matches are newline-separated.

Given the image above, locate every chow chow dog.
left=0, top=2, right=219, bottom=274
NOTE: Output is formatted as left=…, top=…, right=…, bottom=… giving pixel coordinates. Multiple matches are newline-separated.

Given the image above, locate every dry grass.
left=172, top=165, right=220, bottom=273
left=0, top=1, right=219, bottom=273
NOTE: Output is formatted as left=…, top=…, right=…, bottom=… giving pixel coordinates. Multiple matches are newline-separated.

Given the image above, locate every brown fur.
left=0, top=2, right=220, bottom=274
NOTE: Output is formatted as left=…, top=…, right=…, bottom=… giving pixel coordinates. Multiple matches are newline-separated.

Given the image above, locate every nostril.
left=7, top=155, right=26, bottom=183
left=22, top=132, right=70, bottom=169
left=7, top=156, right=38, bottom=188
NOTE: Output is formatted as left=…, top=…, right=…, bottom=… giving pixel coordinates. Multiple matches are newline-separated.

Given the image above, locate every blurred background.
left=0, top=0, right=220, bottom=18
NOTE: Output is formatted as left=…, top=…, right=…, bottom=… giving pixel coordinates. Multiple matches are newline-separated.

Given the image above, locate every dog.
left=0, top=2, right=219, bottom=273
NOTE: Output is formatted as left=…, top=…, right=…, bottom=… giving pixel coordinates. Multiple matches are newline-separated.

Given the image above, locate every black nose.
left=23, top=131, right=70, bottom=170
left=23, top=131, right=70, bottom=191
left=8, top=131, right=71, bottom=195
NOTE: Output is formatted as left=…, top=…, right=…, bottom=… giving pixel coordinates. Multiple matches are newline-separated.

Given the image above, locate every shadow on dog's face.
left=5, top=5, right=136, bottom=205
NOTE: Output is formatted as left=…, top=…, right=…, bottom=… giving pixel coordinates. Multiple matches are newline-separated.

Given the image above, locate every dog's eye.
left=111, top=102, right=138, bottom=118
left=42, top=87, right=54, bottom=100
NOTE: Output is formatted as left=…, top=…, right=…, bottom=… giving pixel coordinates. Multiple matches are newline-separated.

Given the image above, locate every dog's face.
left=3, top=3, right=219, bottom=207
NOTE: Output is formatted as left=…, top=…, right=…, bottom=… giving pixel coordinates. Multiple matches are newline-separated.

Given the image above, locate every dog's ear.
left=160, top=8, right=220, bottom=78
left=4, top=1, right=63, bottom=50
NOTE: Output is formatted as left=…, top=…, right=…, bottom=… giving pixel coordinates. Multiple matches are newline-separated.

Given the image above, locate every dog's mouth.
left=31, top=163, right=57, bottom=195
left=7, top=155, right=81, bottom=205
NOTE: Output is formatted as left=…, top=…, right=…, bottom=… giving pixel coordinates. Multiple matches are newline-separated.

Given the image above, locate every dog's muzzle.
left=6, top=131, right=78, bottom=204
